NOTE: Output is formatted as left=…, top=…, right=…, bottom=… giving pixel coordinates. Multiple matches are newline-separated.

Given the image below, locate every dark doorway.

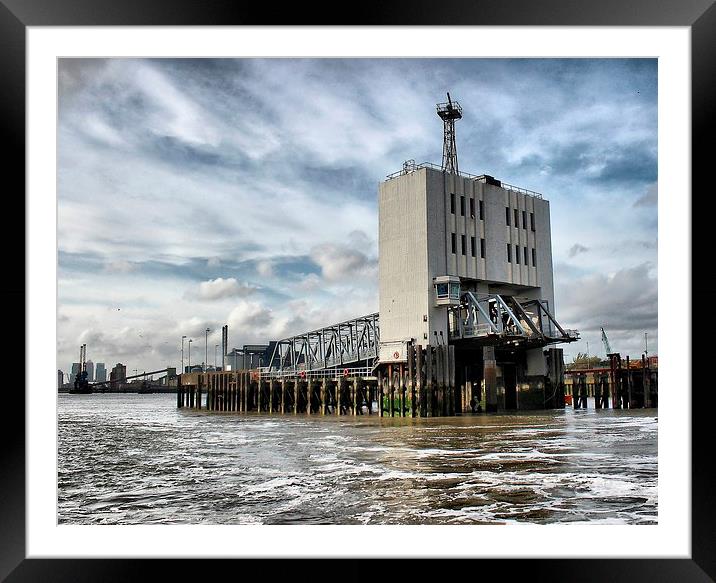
left=504, top=363, right=517, bottom=410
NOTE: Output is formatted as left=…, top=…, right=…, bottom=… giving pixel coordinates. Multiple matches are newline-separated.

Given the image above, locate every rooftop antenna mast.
left=436, top=92, right=463, bottom=175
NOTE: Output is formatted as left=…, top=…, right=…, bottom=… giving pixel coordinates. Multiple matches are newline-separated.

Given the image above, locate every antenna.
left=436, top=92, right=463, bottom=174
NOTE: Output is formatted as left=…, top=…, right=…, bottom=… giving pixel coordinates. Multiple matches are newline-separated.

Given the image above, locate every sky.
left=57, top=58, right=657, bottom=377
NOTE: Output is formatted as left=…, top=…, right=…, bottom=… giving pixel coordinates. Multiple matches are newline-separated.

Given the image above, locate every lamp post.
left=188, top=339, right=193, bottom=370
left=215, top=344, right=219, bottom=369
left=205, top=328, right=210, bottom=372
left=181, top=335, right=187, bottom=374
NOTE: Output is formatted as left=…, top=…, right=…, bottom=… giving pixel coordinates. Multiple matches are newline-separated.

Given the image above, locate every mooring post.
left=353, top=377, right=363, bottom=416
left=642, top=355, right=651, bottom=408
left=377, top=370, right=384, bottom=417
left=398, top=364, right=405, bottom=417
left=305, top=380, right=310, bottom=414
left=426, top=346, right=433, bottom=417
left=387, top=365, right=395, bottom=417
left=407, top=345, right=415, bottom=417
left=626, top=356, right=632, bottom=408
left=177, top=377, right=183, bottom=408
left=294, top=380, right=299, bottom=415
left=448, top=345, right=455, bottom=416
left=336, top=377, right=343, bottom=415
left=436, top=345, right=444, bottom=417
left=414, top=345, right=423, bottom=417
left=320, top=379, right=327, bottom=415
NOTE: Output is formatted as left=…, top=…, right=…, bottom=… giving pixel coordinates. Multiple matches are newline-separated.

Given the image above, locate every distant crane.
left=600, top=327, right=613, bottom=356
left=70, top=343, right=91, bottom=394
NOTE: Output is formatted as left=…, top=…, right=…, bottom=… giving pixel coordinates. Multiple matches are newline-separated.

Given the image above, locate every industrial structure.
left=173, top=93, right=618, bottom=416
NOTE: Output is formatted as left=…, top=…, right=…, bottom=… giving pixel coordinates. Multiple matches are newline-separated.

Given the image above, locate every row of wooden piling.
left=178, top=372, right=376, bottom=415
left=178, top=344, right=463, bottom=417
left=376, top=344, right=459, bottom=417
left=568, top=355, right=657, bottom=409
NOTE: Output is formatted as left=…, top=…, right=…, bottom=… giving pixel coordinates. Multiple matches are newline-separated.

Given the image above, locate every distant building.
left=110, top=363, right=127, bottom=389
left=58, top=370, right=64, bottom=388
left=95, top=363, right=107, bottom=383
left=71, top=362, right=80, bottom=380
left=224, top=344, right=270, bottom=371
left=85, top=360, right=94, bottom=382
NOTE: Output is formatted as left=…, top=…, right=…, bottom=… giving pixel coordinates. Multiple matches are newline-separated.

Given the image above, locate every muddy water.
left=58, top=394, right=657, bottom=524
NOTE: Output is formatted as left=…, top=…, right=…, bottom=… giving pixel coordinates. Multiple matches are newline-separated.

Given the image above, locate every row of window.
left=506, top=244, right=537, bottom=267
left=506, top=207, right=536, bottom=231
left=451, top=234, right=486, bottom=258
left=450, top=193, right=484, bottom=220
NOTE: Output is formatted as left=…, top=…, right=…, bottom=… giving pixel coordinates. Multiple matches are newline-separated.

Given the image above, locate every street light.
left=215, top=344, right=219, bottom=369
left=188, top=339, right=193, bottom=370
left=181, top=335, right=187, bottom=373
left=205, top=328, right=210, bottom=372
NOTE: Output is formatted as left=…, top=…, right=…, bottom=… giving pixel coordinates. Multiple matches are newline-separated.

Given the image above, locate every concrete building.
left=225, top=344, right=271, bottom=371
left=85, top=360, right=94, bottom=383
left=110, top=363, right=126, bottom=389
left=378, top=163, right=577, bottom=411
left=58, top=370, right=64, bottom=389
left=70, top=362, right=80, bottom=380
left=95, top=363, right=107, bottom=383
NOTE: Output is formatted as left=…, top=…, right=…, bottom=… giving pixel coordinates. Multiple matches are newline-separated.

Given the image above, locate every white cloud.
left=196, top=277, right=257, bottom=301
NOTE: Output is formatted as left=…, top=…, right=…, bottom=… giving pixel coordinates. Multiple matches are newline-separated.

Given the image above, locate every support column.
left=321, top=379, right=328, bottom=415
left=483, top=345, right=498, bottom=413
left=426, top=346, right=433, bottom=417
left=414, top=345, right=422, bottom=417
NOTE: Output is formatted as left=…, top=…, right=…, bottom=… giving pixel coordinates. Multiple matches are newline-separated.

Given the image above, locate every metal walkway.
left=265, top=312, right=379, bottom=375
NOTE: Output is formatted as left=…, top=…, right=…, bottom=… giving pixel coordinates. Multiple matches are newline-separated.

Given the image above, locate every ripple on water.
left=58, top=394, right=657, bottom=525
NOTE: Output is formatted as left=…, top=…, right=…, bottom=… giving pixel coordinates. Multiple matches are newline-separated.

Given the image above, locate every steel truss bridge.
left=448, top=292, right=579, bottom=346
left=265, top=313, right=379, bottom=377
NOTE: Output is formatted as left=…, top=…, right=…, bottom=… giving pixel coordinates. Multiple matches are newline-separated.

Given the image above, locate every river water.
left=58, top=393, right=657, bottom=525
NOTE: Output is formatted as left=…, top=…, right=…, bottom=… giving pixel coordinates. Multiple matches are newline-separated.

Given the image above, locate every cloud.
left=207, top=257, right=221, bottom=268
left=310, top=243, right=377, bottom=281
left=568, top=244, right=589, bottom=258
left=104, top=260, right=137, bottom=273
left=195, top=277, right=257, bottom=301
left=634, top=182, right=657, bottom=207
left=558, top=262, right=657, bottom=334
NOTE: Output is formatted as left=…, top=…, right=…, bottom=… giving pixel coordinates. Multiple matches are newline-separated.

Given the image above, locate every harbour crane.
left=600, top=327, right=613, bottom=356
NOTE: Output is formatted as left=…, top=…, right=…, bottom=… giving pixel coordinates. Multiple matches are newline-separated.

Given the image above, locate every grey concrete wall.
left=379, top=169, right=430, bottom=345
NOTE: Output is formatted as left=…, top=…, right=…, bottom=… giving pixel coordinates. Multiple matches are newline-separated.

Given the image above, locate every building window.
left=532, top=248, right=536, bottom=266
left=450, top=193, right=455, bottom=214
left=471, top=236, right=476, bottom=257
left=506, top=244, right=512, bottom=262
left=451, top=233, right=456, bottom=254
left=461, top=234, right=466, bottom=255
left=506, top=207, right=511, bottom=225
left=481, top=238, right=485, bottom=258
left=515, top=244, right=520, bottom=264
left=522, top=210, right=527, bottom=229
left=514, top=208, right=519, bottom=226
left=530, top=212, right=535, bottom=231
left=524, top=246, right=528, bottom=264
left=470, top=198, right=475, bottom=218
left=460, top=195, right=465, bottom=216
left=479, top=200, right=484, bottom=220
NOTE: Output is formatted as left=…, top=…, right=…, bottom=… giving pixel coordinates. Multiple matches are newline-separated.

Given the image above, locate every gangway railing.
left=448, top=292, right=579, bottom=345
left=267, top=312, right=379, bottom=374
left=259, top=366, right=375, bottom=380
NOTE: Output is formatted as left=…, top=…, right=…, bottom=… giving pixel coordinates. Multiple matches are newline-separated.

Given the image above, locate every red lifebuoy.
left=299, top=370, right=306, bottom=379
left=343, top=368, right=349, bottom=377
left=393, top=351, right=400, bottom=359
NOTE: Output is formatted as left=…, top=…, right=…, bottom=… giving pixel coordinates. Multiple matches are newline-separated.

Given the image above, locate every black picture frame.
left=4, top=1, right=711, bottom=580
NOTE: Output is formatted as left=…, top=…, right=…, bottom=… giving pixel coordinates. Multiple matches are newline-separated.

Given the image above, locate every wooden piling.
left=337, top=377, right=343, bottom=415
left=294, top=380, right=300, bottom=415
left=414, top=345, right=422, bottom=417
left=447, top=345, right=455, bottom=416
left=377, top=370, right=384, bottom=417
left=425, top=346, right=433, bottom=417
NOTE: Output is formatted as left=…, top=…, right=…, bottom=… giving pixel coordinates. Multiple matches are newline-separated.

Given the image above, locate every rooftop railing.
left=386, top=161, right=544, bottom=199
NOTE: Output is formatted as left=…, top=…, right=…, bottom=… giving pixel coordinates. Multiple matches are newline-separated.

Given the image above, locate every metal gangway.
left=263, top=312, right=379, bottom=378
left=448, top=292, right=579, bottom=346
